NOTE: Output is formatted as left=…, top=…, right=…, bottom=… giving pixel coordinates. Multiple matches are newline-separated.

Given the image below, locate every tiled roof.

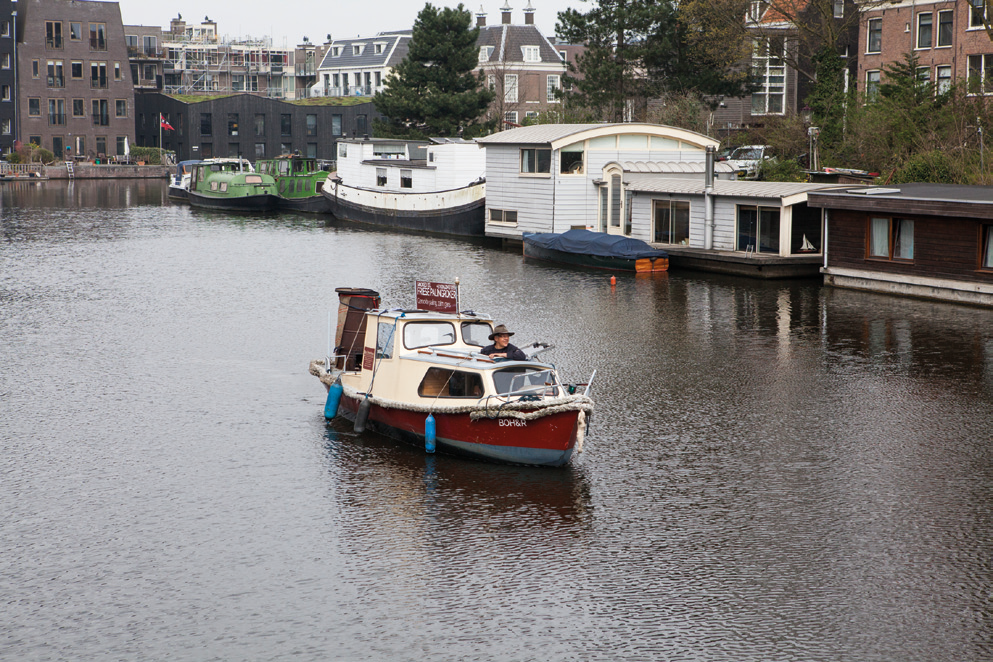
left=476, top=24, right=562, bottom=64
left=317, top=33, right=410, bottom=70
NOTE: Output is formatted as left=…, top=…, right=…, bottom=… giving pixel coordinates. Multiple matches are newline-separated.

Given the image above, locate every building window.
left=357, top=114, right=367, bottom=136
left=115, top=99, right=127, bottom=117
left=306, top=114, right=317, bottom=136
left=547, top=74, right=560, bottom=103
left=2, top=85, right=10, bottom=101
left=2, top=119, right=11, bottom=135
left=868, top=217, right=914, bottom=260
left=936, top=65, right=952, bottom=93
left=504, top=74, right=518, bottom=103
left=737, top=205, right=781, bottom=253
left=75, top=136, right=84, bottom=155
left=255, top=143, right=265, bottom=158
left=116, top=136, right=127, bottom=156
left=522, top=45, right=541, bottom=62
left=504, top=110, right=518, bottom=126
left=46, top=21, right=63, bottom=49
left=142, top=35, right=157, bottom=56
left=90, top=62, right=107, bottom=88
left=867, top=18, right=882, bottom=53
left=332, top=114, right=342, bottom=136
left=560, top=143, right=584, bottom=174
left=94, top=136, right=106, bottom=156
left=70, top=61, right=83, bottom=79
left=72, top=99, right=85, bottom=117
left=866, top=70, right=881, bottom=100
left=937, top=10, right=953, bottom=46
left=353, top=44, right=363, bottom=55
left=375, top=42, right=383, bottom=54
left=69, top=22, right=82, bottom=41
left=89, top=23, right=107, bottom=51
left=487, top=74, right=496, bottom=91
left=400, top=169, right=412, bottom=188
left=917, top=66, right=931, bottom=86
left=653, top=200, right=691, bottom=245
left=981, top=225, right=993, bottom=270
left=280, top=114, right=291, bottom=136
left=968, top=54, right=993, bottom=94
left=751, top=37, right=785, bottom=115
left=307, top=143, right=317, bottom=158
left=232, top=74, right=245, bottom=91
left=833, top=0, right=844, bottom=18
left=91, top=99, right=108, bottom=126
left=32, top=60, right=39, bottom=78
left=1, top=53, right=9, bottom=69
left=525, top=111, right=539, bottom=122
left=28, top=98, right=40, bottom=116
left=520, top=148, right=551, bottom=174
left=376, top=167, right=387, bottom=186
left=970, top=0, right=988, bottom=29
left=114, top=62, right=121, bottom=80
left=255, top=114, right=265, bottom=137
left=201, top=112, right=212, bottom=136
left=478, top=45, right=494, bottom=62
left=332, top=46, right=340, bottom=57
left=47, top=60, right=64, bottom=88
left=228, top=143, right=240, bottom=158
left=488, top=209, right=518, bottom=225
left=917, top=13, right=933, bottom=49
left=228, top=113, right=239, bottom=136
left=48, top=99, right=66, bottom=126
left=280, top=142, right=291, bottom=154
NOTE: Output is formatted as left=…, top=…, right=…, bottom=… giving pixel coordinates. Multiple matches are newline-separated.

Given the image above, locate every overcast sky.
left=115, top=0, right=579, bottom=47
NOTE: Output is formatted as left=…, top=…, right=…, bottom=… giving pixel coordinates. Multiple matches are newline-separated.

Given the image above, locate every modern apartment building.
left=16, top=0, right=135, bottom=158
left=0, top=0, right=15, bottom=154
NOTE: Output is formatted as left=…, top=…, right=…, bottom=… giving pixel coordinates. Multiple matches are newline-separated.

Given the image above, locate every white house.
left=311, top=32, right=411, bottom=98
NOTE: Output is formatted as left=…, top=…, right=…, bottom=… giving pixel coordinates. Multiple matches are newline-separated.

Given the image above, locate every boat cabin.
left=333, top=137, right=485, bottom=194
left=334, top=293, right=560, bottom=404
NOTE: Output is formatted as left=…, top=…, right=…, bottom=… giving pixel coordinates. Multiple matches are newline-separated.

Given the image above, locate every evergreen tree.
left=373, top=3, right=494, bottom=138
left=556, top=0, right=753, bottom=122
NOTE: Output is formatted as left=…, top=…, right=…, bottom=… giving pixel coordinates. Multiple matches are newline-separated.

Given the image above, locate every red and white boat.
left=309, top=287, right=594, bottom=467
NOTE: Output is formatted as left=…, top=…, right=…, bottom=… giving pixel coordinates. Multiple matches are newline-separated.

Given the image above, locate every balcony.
left=46, top=37, right=63, bottom=50
left=90, top=37, right=107, bottom=51
left=90, top=75, right=108, bottom=89
left=92, top=113, right=109, bottom=126
left=318, top=84, right=381, bottom=98
left=46, top=75, right=65, bottom=88
left=48, top=113, right=66, bottom=126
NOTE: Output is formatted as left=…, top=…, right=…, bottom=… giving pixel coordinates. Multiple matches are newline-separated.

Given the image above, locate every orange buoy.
left=610, top=275, right=616, bottom=286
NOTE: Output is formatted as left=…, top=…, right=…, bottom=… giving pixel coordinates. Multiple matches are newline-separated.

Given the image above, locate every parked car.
left=726, top=145, right=775, bottom=179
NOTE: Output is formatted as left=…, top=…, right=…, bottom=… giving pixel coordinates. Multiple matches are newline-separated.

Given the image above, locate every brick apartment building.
left=17, top=0, right=135, bottom=159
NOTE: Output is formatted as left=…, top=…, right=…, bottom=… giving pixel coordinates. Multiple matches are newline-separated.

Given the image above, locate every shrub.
left=891, top=150, right=954, bottom=184
left=760, top=158, right=808, bottom=182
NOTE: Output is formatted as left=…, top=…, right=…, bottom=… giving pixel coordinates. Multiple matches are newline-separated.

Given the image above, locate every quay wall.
left=40, top=165, right=170, bottom=180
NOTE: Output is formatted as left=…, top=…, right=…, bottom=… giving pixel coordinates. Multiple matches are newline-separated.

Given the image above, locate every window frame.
left=980, top=224, right=993, bottom=271
left=916, top=12, right=933, bottom=50
left=546, top=74, right=560, bottom=103
left=867, top=18, right=882, bottom=54
left=504, top=74, right=518, bottom=103
left=937, top=10, right=954, bottom=47
left=488, top=208, right=518, bottom=226
left=866, top=216, right=915, bottom=262
left=519, top=147, right=552, bottom=175
left=403, top=321, right=456, bottom=350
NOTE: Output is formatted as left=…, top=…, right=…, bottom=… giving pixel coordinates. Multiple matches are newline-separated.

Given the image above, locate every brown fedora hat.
left=488, top=324, right=514, bottom=340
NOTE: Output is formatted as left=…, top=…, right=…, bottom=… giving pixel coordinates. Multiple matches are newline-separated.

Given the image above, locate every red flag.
left=160, top=114, right=175, bottom=131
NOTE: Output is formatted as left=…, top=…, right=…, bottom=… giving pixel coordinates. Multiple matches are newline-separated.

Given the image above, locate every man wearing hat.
left=481, top=324, right=527, bottom=361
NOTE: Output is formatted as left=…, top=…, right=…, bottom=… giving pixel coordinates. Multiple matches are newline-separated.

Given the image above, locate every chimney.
left=524, top=0, right=535, bottom=25
left=476, top=4, right=486, bottom=27
left=501, top=0, right=512, bottom=24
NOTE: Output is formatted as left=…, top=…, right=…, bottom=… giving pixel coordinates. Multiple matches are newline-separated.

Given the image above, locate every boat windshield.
left=404, top=321, right=456, bottom=349
left=492, top=367, right=559, bottom=397
left=461, top=321, right=492, bottom=347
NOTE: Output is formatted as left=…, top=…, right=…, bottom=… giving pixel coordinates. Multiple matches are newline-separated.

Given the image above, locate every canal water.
left=2, top=180, right=992, bottom=661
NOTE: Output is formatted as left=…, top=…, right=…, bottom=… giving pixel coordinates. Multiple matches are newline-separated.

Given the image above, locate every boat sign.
left=415, top=281, right=458, bottom=313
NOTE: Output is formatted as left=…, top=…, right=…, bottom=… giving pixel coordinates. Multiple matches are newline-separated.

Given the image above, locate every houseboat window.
left=339, top=143, right=347, bottom=158
left=520, top=148, right=551, bottom=174
left=245, top=174, right=263, bottom=184
left=488, top=209, right=517, bottom=225
left=868, top=217, right=914, bottom=260
left=376, top=322, right=395, bottom=359
left=493, top=368, right=559, bottom=397
left=599, top=187, right=608, bottom=232
left=737, top=205, right=780, bottom=253
left=610, top=174, right=622, bottom=227
left=624, top=190, right=634, bottom=235
left=418, top=368, right=483, bottom=398
left=653, top=200, right=690, bottom=245
left=219, top=182, right=228, bottom=192
left=560, top=143, right=584, bottom=174
left=404, top=322, right=456, bottom=349
left=461, top=322, right=492, bottom=347
left=376, top=168, right=387, bottom=186
left=982, top=226, right=993, bottom=270
left=400, top=169, right=413, bottom=188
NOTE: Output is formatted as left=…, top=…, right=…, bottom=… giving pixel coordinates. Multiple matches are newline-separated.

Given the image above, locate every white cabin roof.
left=476, top=123, right=720, bottom=150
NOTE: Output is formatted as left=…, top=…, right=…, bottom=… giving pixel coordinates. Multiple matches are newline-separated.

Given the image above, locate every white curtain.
left=870, top=217, right=889, bottom=256
left=894, top=219, right=914, bottom=259
left=985, top=227, right=993, bottom=268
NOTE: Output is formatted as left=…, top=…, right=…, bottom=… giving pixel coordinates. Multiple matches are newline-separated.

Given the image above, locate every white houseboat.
left=321, top=137, right=487, bottom=236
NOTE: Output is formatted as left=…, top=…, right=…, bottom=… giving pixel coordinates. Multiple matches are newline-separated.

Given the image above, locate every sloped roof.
left=476, top=123, right=720, bottom=150
left=317, top=33, right=410, bottom=70
left=622, top=161, right=736, bottom=174
left=476, top=24, right=562, bottom=64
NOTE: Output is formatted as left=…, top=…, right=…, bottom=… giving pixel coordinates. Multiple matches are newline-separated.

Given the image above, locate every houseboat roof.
left=807, top=183, right=993, bottom=219
left=476, top=123, right=719, bottom=150
left=622, top=177, right=850, bottom=204
left=621, top=160, right=737, bottom=174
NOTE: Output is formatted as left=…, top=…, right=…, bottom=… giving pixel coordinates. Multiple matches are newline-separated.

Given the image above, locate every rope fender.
left=309, top=359, right=594, bottom=422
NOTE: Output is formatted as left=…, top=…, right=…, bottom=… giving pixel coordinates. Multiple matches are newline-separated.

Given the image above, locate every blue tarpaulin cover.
left=523, top=229, right=669, bottom=260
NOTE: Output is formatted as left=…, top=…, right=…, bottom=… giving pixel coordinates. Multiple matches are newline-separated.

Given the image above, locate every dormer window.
left=332, top=46, right=340, bottom=56
left=478, top=45, right=494, bottom=62
left=375, top=42, right=384, bottom=54
left=749, top=1, right=766, bottom=21
left=522, top=45, right=540, bottom=62
left=353, top=44, right=364, bottom=56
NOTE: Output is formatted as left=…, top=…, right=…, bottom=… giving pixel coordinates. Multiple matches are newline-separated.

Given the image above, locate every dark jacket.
left=481, top=342, right=527, bottom=361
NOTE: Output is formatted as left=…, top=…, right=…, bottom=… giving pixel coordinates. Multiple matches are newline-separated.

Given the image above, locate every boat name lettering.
left=498, top=418, right=528, bottom=427
left=415, top=281, right=458, bottom=313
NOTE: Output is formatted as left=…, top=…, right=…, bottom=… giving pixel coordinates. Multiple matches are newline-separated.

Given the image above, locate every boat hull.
left=523, top=241, right=669, bottom=273
left=277, top=194, right=331, bottom=214
left=322, top=182, right=485, bottom=237
left=167, top=185, right=189, bottom=202
left=336, top=393, right=579, bottom=467
left=188, top=190, right=279, bottom=211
